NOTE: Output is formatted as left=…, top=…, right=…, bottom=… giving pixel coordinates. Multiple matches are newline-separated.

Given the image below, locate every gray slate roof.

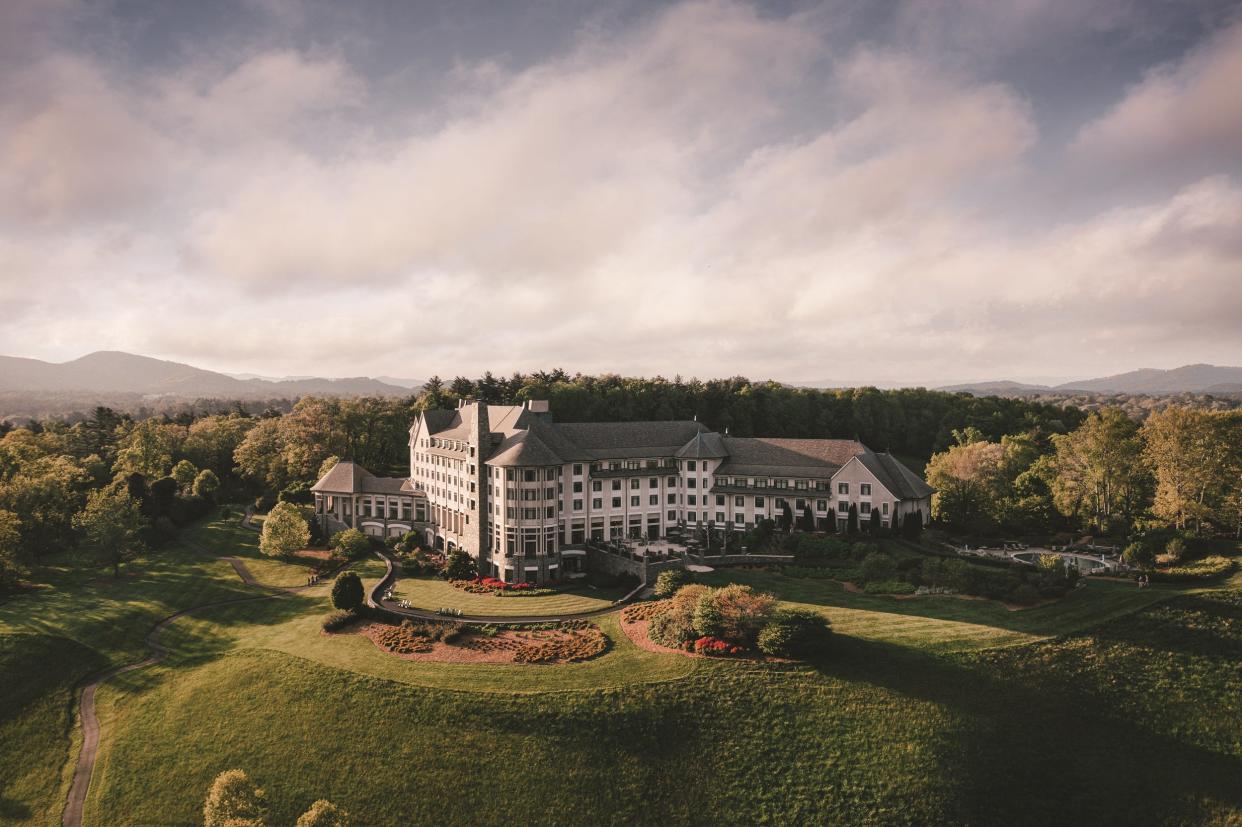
left=310, top=460, right=418, bottom=496
left=675, top=431, right=728, bottom=459
left=860, top=453, right=935, bottom=500
left=310, top=460, right=368, bottom=493
left=552, top=420, right=709, bottom=460
left=713, top=437, right=867, bottom=479
left=410, top=402, right=935, bottom=499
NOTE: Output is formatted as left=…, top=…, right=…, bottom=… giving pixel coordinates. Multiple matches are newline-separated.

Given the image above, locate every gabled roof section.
left=361, top=476, right=419, bottom=495
left=311, top=460, right=419, bottom=496
left=416, top=409, right=455, bottom=434
left=414, top=403, right=531, bottom=441
left=675, top=431, right=729, bottom=459
left=552, top=420, right=709, bottom=459
left=714, top=438, right=866, bottom=479
left=486, top=430, right=560, bottom=467
left=485, top=418, right=589, bottom=466
left=311, top=460, right=371, bottom=493
left=859, top=452, right=935, bottom=500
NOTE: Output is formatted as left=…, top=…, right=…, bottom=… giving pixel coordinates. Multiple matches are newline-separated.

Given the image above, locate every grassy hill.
left=2, top=514, right=1240, bottom=825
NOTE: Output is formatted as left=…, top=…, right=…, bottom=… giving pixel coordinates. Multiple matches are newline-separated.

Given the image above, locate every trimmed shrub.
left=321, top=609, right=356, bottom=632
left=443, top=548, right=477, bottom=580
left=329, top=528, right=370, bottom=559
left=648, top=584, right=711, bottom=648
left=653, top=568, right=693, bottom=598
left=330, top=571, right=364, bottom=611
left=757, top=608, right=832, bottom=658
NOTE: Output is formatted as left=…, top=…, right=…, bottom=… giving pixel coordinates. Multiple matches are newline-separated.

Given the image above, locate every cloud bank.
left=1, top=0, right=1240, bottom=384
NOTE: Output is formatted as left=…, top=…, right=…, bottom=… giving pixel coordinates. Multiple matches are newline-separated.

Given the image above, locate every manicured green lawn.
left=8, top=511, right=1242, bottom=826
left=0, top=544, right=255, bottom=663
left=180, top=513, right=317, bottom=589
left=89, top=587, right=1242, bottom=825
left=390, top=575, right=627, bottom=617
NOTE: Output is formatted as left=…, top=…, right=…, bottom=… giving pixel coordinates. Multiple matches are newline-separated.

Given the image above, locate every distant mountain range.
left=0, top=351, right=420, bottom=399
left=940, top=364, right=1242, bottom=396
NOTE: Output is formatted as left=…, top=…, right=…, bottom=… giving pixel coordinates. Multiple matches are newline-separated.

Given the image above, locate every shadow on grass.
left=0, top=795, right=32, bottom=820
left=810, top=633, right=1242, bottom=825
left=1083, top=589, right=1242, bottom=661
left=702, top=567, right=1178, bottom=639
left=113, top=589, right=330, bottom=696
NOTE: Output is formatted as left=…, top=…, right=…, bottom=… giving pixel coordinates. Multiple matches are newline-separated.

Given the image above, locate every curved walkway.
left=365, top=551, right=647, bottom=624
left=61, top=548, right=312, bottom=827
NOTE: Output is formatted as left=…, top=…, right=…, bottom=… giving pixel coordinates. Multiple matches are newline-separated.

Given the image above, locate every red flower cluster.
left=469, top=576, right=536, bottom=591
left=693, top=636, right=744, bottom=656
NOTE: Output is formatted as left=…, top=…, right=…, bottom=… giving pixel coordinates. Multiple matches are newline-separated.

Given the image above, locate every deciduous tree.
left=73, top=485, right=146, bottom=577
left=112, top=419, right=181, bottom=480
left=925, top=440, right=1006, bottom=532
left=1050, top=408, right=1148, bottom=534
left=1142, top=407, right=1223, bottom=533
left=260, top=501, right=309, bottom=558
left=193, top=468, right=221, bottom=499
left=0, top=509, right=23, bottom=586
left=171, top=459, right=198, bottom=492
left=203, top=769, right=266, bottom=827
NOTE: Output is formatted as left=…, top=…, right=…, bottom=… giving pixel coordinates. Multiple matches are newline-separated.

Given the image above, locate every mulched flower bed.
left=450, top=577, right=557, bottom=596
left=350, top=618, right=609, bottom=665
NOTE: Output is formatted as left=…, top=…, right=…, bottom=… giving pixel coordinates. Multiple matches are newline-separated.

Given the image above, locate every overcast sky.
left=2, top=0, right=1240, bottom=385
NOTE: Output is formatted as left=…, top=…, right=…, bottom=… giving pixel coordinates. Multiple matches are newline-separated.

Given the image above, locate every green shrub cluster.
left=756, top=608, right=832, bottom=657
left=321, top=610, right=356, bottom=633
left=648, top=584, right=776, bottom=650
left=328, top=528, right=371, bottom=560
left=653, top=568, right=694, bottom=598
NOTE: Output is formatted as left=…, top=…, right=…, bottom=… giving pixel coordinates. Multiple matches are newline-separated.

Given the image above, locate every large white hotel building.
left=312, top=400, right=932, bottom=584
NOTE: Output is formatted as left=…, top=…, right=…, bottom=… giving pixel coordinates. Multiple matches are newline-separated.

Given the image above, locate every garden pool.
left=1010, top=550, right=1118, bottom=573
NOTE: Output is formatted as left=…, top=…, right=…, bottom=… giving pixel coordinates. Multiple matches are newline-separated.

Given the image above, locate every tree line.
left=926, top=406, right=1242, bottom=541
left=0, top=375, right=1086, bottom=586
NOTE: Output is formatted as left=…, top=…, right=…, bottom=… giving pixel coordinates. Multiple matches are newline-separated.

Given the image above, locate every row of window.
left=419, top=437, right=477, bottom=457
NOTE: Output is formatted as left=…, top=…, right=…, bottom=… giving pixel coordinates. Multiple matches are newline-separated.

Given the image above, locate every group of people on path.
left=306, top=573, right=322, bottom=587
left=1136, top=573, right=1151, bottom=588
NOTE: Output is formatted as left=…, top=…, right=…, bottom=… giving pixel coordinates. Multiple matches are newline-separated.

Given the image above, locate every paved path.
left=61, top=546, right=312, bottom=827
left=240, top=504, right=261, bottom=533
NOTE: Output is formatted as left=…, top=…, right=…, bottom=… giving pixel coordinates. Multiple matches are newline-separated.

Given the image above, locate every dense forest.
left=966, top=390, right=1242, bottom=420
left=417, top=373, right=1085, bottom=462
